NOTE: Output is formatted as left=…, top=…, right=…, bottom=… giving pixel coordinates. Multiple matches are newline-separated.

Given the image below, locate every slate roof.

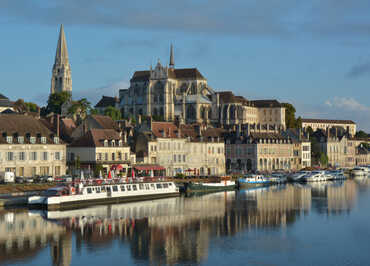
left=151, top=122, right=180, bottom=138
left=218, top=91, right=248, bottom=104
left=130, top=68, right=206, bottom=82
left=302, top=118, right=356, bottom=124
left=0, top=114, right=62, bottom=144
left=91, top=115, right=119, bottom=130
left=69, top=129, right=125, bottom=147
left=0, top=94, right=13, bottom=107
left=250, top=100, right=283, bottom=108
left=95, top=96, right=118, bottom=108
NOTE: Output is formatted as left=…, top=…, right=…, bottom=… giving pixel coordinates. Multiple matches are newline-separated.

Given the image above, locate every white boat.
left=303, top=171, right=330, bottom=182
left=28, top=180, right=179, bottom=210
left=326, top=170, right=346, bottom=180
left=238, top=174, right=272, bottom=188
left=289, top=171, right=311, bottom=182
left=351, top=167, right=368, bottom=177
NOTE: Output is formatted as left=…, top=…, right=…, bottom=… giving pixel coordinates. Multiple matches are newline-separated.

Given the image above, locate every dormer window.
left=104, top=140, right=108, bottom=147
left=18, top=136, right=24, bottom=144
left=119, top=140, right=123, bottom=147
left=41, top=137, right=47, bottom=144
left=111, top=140, right=115, bottom=147
left=30, top=137, right=36, bottom=144
left=54, top=137, right=59, bottom=144
left=6, top=136, right=13, bottom=144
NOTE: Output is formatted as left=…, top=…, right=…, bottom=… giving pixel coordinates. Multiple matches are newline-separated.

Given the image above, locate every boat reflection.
left=0, top=180, right=366, bottom=266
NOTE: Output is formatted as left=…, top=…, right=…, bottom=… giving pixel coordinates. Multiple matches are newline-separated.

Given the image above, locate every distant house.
left=71, top=114, right=119, bottom=140
left=0, top=94, right=14, bottom=113
left=95, top=96, right=119, bottom=114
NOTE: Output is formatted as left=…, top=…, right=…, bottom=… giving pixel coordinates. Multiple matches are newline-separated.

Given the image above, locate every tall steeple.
left=169, top=44, right=174, bottom=68
left=50, top=24, right=72, bottom=95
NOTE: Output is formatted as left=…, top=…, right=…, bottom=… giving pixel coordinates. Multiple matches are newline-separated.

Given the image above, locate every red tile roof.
left=70, top=129, right=124, bottom=147
left=151, top=122, right=180, bottom=138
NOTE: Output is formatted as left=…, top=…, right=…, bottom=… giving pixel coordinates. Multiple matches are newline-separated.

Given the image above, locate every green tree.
left=25, top=102, right=39, bottom=112
left=68, top=98, right=91, bottom=119
left=90, top=108, right=99, bottom=115
left=296, top=116, right=302, bottom=128
left=74, top=155, right=81, bottom=169
left=355, top=130, right=368, bottom=139
left=104, top=106, right=122, bottom=121
left=46, top=91, right=71, bottom=114
left=319, top=152, right=328, bottom=167
left=94, top=163, right=104, bottom=177
left=282, top=103, right=297, bottom=128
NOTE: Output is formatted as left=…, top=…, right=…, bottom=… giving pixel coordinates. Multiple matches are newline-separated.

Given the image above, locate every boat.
left=288, top=171, right=311, bottom=182
left=238, top=174, right=272, bottom=188
left=351, top=167, right=368, bottom=178
left=303, top=171, right=330, bottom=182
left=28, top=180, right=180, bottom=210
left=326, top=170, right=346, bottom=180
left=185, top=180, right=236, bottom=193
left=268, top=172, right=288, bottom=184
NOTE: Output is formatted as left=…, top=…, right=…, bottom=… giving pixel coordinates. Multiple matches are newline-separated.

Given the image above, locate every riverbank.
left=0, top=183, right=56, bottom=196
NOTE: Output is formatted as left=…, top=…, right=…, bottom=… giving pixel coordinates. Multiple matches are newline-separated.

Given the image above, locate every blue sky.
left=0, top=0, right=369, bottom=131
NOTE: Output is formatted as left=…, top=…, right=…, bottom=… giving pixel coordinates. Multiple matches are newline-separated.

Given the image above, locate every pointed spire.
left=55, top=24, right=69, bottom=64
left=169, top=44, right=174, bottom=68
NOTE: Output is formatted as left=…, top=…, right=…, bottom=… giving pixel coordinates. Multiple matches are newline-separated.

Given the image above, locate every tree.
left=319, top=152, right=328, bottom=167
left=94, top=163, right=104, bottom=177
left=67, top=98, right=91, bottom=120
left=104, top=106, right=122, bottom=121
left=355, top=130, right=369, bottom=139
left=296, top=116, right=302, bottom=128
left=282, top=103, right=298, bottom=128
left=46, top=91, right=71, bottom=114
left=90, top=108, right=99, bottom=115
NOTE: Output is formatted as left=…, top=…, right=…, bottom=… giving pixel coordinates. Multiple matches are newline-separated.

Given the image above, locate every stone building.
left=0, top=114, right=66, bottom=178
left=301, top=118, right=356, bottom=137
left=119, top=46, right=285, bottom=129
left=134, top=119, right=226, bottom=176
left=355, top=145, right=370, bottom=166
left=50, top=24, right=72, bottom=95
left=94, top=96, right=119, bottom=114
left=0, top=94, right=14, bottom=113
left=67, top=129, right=134, bottom=175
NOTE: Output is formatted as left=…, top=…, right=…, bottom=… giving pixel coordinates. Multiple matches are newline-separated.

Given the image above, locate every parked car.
left=47, top=176, right=54, bottom=182
left=25, top=177, right=34, bottom=183
left=15, top=177, right=25, bottom=183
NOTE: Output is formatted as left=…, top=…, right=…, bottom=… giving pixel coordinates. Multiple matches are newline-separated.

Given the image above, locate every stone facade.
left=50, top=24, right=72, bottom=95
left=119, top=47, right=285, bottom=129
left=302, top=118, right=356, bottom=137
left=134, top=121, right=226, bottom=176
left=0, top=114, right=66, bottom=178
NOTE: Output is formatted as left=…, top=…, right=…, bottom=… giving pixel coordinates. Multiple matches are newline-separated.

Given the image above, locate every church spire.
left=55, top=24, right=69, bottom=64
left=50, top=24, right=72, bottom=95
left=169, top=44, right=174, bottom=68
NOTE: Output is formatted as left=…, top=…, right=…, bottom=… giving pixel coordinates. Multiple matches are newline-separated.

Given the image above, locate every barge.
left=28, top=181, right=179, bottom=210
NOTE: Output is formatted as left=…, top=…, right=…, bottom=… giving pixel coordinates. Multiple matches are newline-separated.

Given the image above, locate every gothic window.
left=230, top=105, right=236, bottom=119
left=186, top=105, right=196, bottom=120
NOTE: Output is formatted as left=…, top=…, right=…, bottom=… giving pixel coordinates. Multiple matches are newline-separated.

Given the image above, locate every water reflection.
left=0, top=179, right=369, bottom=266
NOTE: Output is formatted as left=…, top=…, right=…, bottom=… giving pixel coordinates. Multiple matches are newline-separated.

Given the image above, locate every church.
left=119, top=46, right=286, bottom=129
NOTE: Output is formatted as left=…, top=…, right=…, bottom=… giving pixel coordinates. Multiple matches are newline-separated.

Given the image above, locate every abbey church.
left=119, top=46, right=286, bottom=129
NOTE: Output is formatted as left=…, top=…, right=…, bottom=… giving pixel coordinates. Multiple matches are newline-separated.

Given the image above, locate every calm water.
left=1, top=179, right=370, bottom=266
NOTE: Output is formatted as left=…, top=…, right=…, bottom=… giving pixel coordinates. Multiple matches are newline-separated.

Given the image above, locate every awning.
left=134, top=165, right=166, bottom=171
left=110, top=164, right=124, bottom=170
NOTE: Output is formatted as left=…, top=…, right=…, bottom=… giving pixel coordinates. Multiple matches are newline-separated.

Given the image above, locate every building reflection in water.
left=0, top=209, right=66, bottom=265
left=0, top=180, right=363, bottom=266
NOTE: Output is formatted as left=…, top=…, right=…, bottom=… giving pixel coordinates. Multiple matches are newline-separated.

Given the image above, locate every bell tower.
left=50, top=24, right=72, bottom=96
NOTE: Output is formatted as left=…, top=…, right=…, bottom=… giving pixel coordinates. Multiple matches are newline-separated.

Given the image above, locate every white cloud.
left=324, top=97, right=370, bottom=112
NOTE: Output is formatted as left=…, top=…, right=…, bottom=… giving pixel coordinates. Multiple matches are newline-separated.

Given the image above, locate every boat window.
left=163, top=183, right=168, bottom=188
left=139, top=184, right=144, bottom=190
left=120, top=185, right=125, bottom=191
left=101, top=186, right=106, bottom=192
left=145, top=184, right=150, bottom=190
left=87, top=188, right=92, bottom=194
left=112, top=186, right=118, bottom=192
left=150, top=184, right=155, bottom=189
left=133, top=185, right=137, bottom=191
left=156, top=184, right=163, bottom=189
left=168, top=183, right=172, bottom=186
left=127, top=185, right=131, bottom=191
left=106, top=186, right=111, bottom=192
left=96, top=187, right=100, bottom=193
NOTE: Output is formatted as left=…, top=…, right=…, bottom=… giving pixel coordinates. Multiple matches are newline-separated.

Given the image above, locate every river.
left=1, top=178, right=370, bottom=266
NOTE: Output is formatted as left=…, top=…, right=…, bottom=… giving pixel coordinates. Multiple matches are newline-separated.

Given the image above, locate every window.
left=96, top=187, right=101, bottom=193
left=112, top=153, right=115, bottom=160
left=118, top=152, right=122, bottom=160
left=132, top=185, right=137, bottom=191
left=127, top=185, right=131, bottom=191
left=156, top=183, right=163, bottom=189
left=178, top=155, right=181, bottom=162
left=111, top=140, right=115, bottom=147
left=54, top=137, right=59, bottom=144
left=19, top=152, right=25, bottom=161
left=139, top=184, right=144, bottom=190
left=6, top=136, right=13, bottom=144
left=105, top=153, right=108, bottom=160
left=174, top=155, right=176, bottom=162
left=42, top=152, right=48, bottom=161
left=150, top=184, right=155, bottom=189
left=97, top=153, right=102, bottom=161
left=119, top=140, right=122, bottom=147
left=55, top=152, right=61, bottom=160
left=7, top=152, right=14, bottom=161
left=87, top=188, right=92, bottom=194
left=30, top=137, right=36, bottom=144
left=18, top=136, right=24, bottom=144
left=106, top=186, right=111, bottom=192
left=104, top=140, right=108, bottom=147
left=112, top=186, right=118, bottom=192
left=120, top=185, right=126, bottom=191
left=41, top=137, right=46, bottom=144
left=183, top=155, right=186, bottom=162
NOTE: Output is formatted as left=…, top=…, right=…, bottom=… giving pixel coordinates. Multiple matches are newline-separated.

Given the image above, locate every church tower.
left=169, top=44, right=175, bottom=69
left=50, top=24, right=72, bottom=95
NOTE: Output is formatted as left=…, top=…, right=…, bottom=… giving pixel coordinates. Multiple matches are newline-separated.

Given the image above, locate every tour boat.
left=28, top=180, right=180, bottom=210
left=302, top=171, right=330, bottom=182
left=185, top=180, right=236, bottom=193
left=238, top=174, right=272, bottom=188
left=351, top=167, right=368, bottom=177
left=268, top=172, right=288, bottom=184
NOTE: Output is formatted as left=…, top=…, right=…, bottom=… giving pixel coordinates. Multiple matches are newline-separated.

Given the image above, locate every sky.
left=0, top=0, right=369, bottom=131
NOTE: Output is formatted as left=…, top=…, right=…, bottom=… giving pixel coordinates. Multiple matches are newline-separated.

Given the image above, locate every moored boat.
left=185, top=180, right=236, bottom=193
left=303, top=171, right=330, bottom=182
left=28, top=180, right=179, bottom=210
left=351, top=167, right=368, bottom=178
left=238, top=174, right=272, bottom=188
